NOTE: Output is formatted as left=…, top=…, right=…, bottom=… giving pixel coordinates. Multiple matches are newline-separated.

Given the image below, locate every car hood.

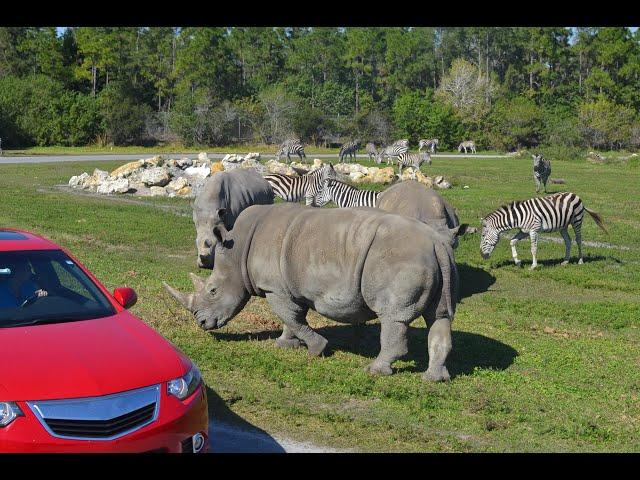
left=0, top=311, right=191, bottom=401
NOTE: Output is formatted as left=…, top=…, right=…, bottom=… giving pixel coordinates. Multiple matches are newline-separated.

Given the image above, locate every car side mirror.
left=113, top=287, right=137, bottom=309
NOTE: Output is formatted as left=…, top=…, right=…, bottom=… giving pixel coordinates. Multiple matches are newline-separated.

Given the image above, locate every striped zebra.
left=276, top=140, right=307, bottom=163
left=365, top=142, right=378, bottom=161
left=480, top=192, right=608, bottom=269
left=338, top=140, right=360, bottom=163
left=264, top=163, right=336, bottom=206
left=458, top=140, right=476, bottom=154
left=419, top=138, right=439, bottom=154
left=376, top=144, right=409, bottom=166
left=397, top=152, right=431, bottom=177
left=315, top=178, right=379, bottom=208
left=392, top=139, right=410, bottom=148
left=533, top=154, right=551, bottom=193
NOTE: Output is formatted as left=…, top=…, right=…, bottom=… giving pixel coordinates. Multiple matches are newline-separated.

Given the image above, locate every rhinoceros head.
left=193, top=196, right=228, bottom=268
left=164, top=219, right=251, bottom=330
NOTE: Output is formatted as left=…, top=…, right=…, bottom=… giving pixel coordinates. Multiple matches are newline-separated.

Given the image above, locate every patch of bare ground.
left=38, top=185, right=192, bottom=217
left=539, top=235, right=633, bottom=251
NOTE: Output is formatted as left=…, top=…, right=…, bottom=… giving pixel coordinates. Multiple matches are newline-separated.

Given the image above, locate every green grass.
left=1, top=156, right=638, bottom=452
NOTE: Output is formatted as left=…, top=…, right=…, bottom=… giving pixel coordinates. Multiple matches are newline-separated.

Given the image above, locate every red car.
left=0, top=229, right=208, bottom=453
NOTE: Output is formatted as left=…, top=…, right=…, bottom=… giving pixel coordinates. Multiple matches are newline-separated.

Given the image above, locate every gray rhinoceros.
left=165, top=203, right=462, bottom=381
left=193, top=168, right=274, bottom=269
left=376, top=180, right=464, bottom=248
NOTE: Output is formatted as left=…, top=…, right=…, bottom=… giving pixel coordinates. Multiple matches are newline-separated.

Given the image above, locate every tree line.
left=0, top=27, right=639, bottom=152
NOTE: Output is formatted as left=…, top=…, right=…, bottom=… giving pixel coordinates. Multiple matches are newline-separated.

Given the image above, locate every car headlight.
left=167, top=364, right=202, bottom=400
left=0, top=402, right=24, bottom=427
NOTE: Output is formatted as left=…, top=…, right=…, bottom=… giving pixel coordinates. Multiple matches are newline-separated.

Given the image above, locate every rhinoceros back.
left=235, top=204, right=456, bottom=323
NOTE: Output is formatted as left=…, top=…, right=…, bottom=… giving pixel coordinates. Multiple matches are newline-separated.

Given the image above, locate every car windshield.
left=0, top=250, right=116, bottom=328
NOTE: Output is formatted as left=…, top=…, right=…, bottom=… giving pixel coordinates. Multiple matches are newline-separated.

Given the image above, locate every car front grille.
left=27, top=384, right=160, bottom=441
left=44, top=402, right=156, bottom=438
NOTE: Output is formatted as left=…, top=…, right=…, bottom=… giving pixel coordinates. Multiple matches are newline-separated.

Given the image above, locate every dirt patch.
left=38, top=185, right=192, bottom=217
left=539, top=235, right=633, bottom=251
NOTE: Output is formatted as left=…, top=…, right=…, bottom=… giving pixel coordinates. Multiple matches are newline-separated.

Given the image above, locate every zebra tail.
left=584, top=207, right=608, bottom=234
left=434, top=242, right=458, bottom=320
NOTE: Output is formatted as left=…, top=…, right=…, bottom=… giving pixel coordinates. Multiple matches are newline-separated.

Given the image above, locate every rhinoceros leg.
left=266, top=293, right=328, bottom=357
left=422, top=316, right=452, bottom=382
left=364, top=320, right=409, bottom=376
left=275, top=324, right=303, bottom=350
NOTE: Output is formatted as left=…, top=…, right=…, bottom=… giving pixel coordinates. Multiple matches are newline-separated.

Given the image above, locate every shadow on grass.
left=490, top=253, right=616, bottom=269
left=458, top=263, right=496, bottom=299
left=205, top=385, right=285, bottom=453
left=212, top=323, right=517, bottom=380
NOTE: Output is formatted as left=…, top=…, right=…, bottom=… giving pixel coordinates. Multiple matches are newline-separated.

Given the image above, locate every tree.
left=579, top=98, right=637, bottom=150
left=436, top=58, right=495, bottom=124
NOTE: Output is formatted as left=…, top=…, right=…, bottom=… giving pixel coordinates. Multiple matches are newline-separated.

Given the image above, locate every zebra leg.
left=529, top=230, right=539, bottom=269
left=510, top=231, right=528, bottom=266
left=422, top=316, right=452, bottom=382
left=560, top=228, right=572, bottom=265
left=275, top=324, right=303, bottom=349
left=266, top=293, right=328, bottom=357
left=573, top=221, right=584, bottom=264
left=364, top=320, right=409, bottom=376
left=535, top=176, right=541, bottom=193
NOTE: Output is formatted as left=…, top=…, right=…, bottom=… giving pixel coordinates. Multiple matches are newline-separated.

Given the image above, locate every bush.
left=0, top=75, right=102, bottom=147
left=97, top=82, right=151, bottom=146
left=487, top=96, right=544, bottom=150
left=393, top=90, right=464, bottom=149
left=579, top=98, right=637, bottom=150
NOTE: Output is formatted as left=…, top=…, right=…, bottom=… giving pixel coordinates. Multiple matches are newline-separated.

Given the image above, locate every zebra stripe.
left=480, top=192, right=607, bottom=269
left=264, top=164, right=336, bottom=206
left=419, top=138, right=439, bottom=153
left=458, top=141, right=476, bottom=154
left=338, top=140, right=360, bottom=163
left=397, top=152, right=431, bottom=177
left=276, top=141, right=307, bottom=163
left=376, top=144, right=409, bottom=165
left=533, top=154, right=551, bottom=193
left=315, top=178, right=379, bottom=208
left=391, top=139, right=410, bottom=148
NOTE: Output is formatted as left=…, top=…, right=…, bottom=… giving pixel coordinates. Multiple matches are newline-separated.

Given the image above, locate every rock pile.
left=68, top=153, right=454, bottom=197
left=67, top=152, right=221, bottom=198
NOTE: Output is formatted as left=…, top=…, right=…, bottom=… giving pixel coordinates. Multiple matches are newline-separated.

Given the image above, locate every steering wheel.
left=20, top=292, right=47, bottom=309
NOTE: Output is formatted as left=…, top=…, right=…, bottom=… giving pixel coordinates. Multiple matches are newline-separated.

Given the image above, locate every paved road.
left=208, top=420, right=350, bottom=453
left=0, top=152, right=510, bottom=165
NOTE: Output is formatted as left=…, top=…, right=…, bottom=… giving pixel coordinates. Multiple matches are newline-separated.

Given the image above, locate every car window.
left=0, top=250, right=116, bottom=327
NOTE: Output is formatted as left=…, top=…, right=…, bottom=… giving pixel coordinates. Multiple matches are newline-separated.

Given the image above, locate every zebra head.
left=314, top=178, right=334, bottom=207
left=480, top=217, right=500, bottom=259
left=532, top=153, right=544, bottom=168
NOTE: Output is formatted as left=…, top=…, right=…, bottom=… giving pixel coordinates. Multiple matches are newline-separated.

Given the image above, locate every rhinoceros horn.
left=163, top=281, right=196, bottom=312
left=189, top=272, right=206, bottom=293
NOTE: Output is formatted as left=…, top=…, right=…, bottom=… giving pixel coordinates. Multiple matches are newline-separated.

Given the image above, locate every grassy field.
left=1, top=156, right=638, bottom=452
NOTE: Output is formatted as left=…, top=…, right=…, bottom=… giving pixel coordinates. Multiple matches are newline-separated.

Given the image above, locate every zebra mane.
left=325, top=178, right=359, bottom=190
left=485, top=200, right=521, bottom=221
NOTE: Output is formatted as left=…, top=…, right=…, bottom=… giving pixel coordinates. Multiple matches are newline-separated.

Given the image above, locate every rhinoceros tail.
left=434, top=242, right=459, bottom=320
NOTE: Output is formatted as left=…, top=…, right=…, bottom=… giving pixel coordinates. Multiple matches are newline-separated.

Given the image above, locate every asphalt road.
left=0, top=152, right=510, bottom=165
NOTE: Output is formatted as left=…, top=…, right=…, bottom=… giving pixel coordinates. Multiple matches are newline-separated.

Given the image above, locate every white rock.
left=140, top=167, right=171, bottom=187
left=198, top=152, right=209, bottom=163
left=349, top=172, right=365, bottom=182
left=244, top=152, right=260, bottom=161
left=185, top=165, right=211, bottom=179
left=149, top=186, right=167, bottom=196
left=177, top=157, right=193, bottom=169
left=166, top=176, right=189, bottom=192
left=463, top=185, right=469, bottom=189
left=97, top=178, right=130, bottom=194
left=69, top=172, right=89, bottom=188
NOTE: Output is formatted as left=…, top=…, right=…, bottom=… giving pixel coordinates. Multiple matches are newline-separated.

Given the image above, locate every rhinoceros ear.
left=212, top=226, right=226, bottom=246
left=452, top=224, right=469, bottom=237
left=217, top=208, right=226, bottom=221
